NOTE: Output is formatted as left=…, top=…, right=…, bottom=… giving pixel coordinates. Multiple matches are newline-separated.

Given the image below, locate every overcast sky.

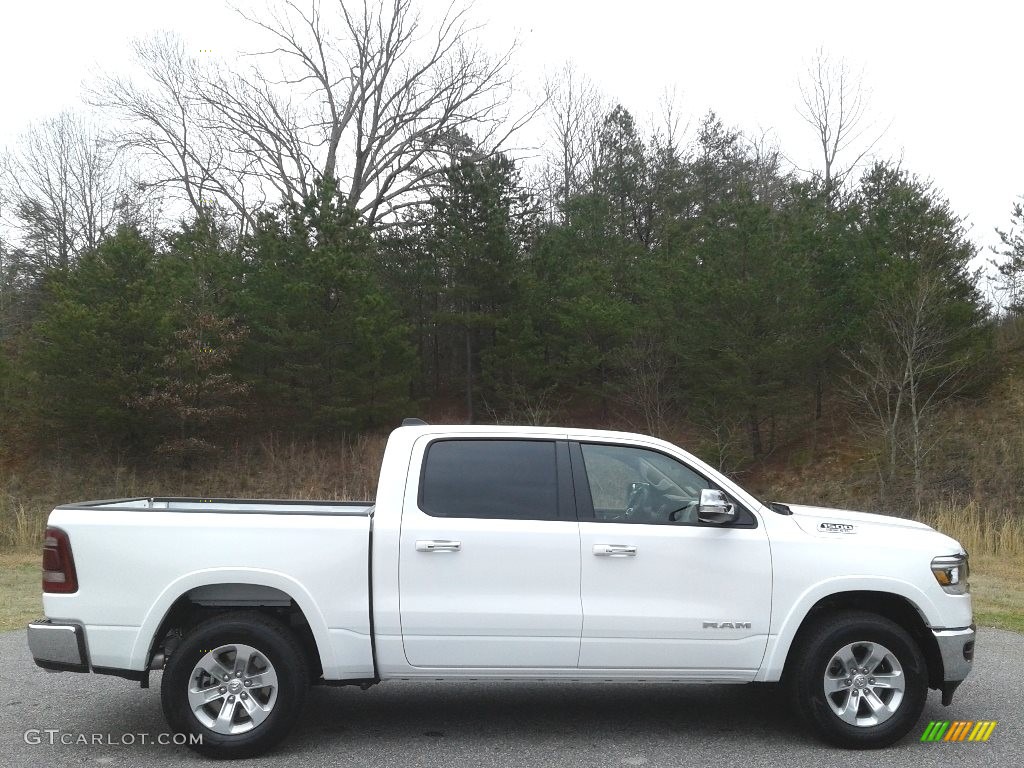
left=1, top=0, right=1021, bottom=264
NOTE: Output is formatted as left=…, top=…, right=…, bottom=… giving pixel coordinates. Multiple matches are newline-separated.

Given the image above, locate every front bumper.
left=27, top=619, right=88, bottom=673
left=932, top=624, right=975, bottom=704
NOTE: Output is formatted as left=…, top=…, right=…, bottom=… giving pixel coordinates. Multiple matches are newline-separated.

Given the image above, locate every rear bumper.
left=27, top=619, right=88, bottom=673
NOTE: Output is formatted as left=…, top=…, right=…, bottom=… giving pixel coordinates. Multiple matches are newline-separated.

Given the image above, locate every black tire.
left=161, top=611, right=309, bottom=759
left=786, top=610, right=927, bottom=749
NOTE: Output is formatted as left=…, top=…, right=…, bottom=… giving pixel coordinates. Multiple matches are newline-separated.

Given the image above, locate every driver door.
left=573, top=441, right=772, bottom=676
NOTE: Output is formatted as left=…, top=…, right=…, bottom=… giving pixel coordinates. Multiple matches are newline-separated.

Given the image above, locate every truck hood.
left=783, top=503, right=936, bottom=537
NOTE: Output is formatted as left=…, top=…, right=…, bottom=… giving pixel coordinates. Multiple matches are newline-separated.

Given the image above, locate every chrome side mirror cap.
left=698, top=489, right=737, bottom=525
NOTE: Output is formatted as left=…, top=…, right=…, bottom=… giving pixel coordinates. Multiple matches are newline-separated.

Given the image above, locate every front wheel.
left=161, top=611, right=309, bottom=758
left=786, top=610, right=928, bottom=748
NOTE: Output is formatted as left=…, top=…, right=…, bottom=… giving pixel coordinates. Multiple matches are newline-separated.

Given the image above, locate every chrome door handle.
left=415, top=540, right=462, bottom=553
left=593, top=544, right=637, bottom=557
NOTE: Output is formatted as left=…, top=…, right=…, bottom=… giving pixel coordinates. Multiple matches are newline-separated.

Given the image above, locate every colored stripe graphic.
left=921, top=720, right=997, bottom=742
left=974, top=721, right=997, bottom=742
left=945, top=721, right=972, bottom=741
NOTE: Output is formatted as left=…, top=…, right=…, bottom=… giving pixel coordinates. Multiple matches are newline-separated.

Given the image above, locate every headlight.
left=931, top=553, right=970, bottom=595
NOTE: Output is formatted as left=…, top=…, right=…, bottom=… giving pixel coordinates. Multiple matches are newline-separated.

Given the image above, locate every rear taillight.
left=42, top=527, right=78, bottom=594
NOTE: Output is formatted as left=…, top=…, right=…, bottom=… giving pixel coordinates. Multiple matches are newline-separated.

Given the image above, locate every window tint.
left=420, top=440, right=559, bottom=520
left=580, top=443, right=711, bottom=525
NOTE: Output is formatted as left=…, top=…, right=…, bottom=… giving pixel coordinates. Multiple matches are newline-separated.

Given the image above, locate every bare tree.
left=542, top=61, right=602, bottom=215
left=797, top=50, right=887, bottom=423
left=335, top=0, right=531, bottom=224
left=844, top=270, right=974, bottom=508
left=0, top=112, right=133, bottom=276
left=0, top=239, right=16, bottom=335
left=797, top=49, right=885, bottom=209
left=196, top=65, right=316, bottom=209
left=483, top=381, right=558, bottom=426
left=88, top=33, right=259, bottom=233
left=654, top=86, right=684, bottom=154
left=990, top=197, right=1024, bottom=314
left=699, top=418, right=748, bottom=476
left=615, top=333, right=674, bottom=437
left=91, top=1, right=529, bottom=230
left=746, top=128, right=792, bottom=208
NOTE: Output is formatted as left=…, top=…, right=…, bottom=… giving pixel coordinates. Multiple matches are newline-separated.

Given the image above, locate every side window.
left=420, top=440, right=559, bottom=521
left=580, top=443, right=712, bottom=525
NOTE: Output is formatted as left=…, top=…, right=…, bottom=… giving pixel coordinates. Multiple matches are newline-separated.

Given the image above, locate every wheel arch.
left=774, top=589, right=942, bottom=692
left=132, top=569, right=336, bottom=680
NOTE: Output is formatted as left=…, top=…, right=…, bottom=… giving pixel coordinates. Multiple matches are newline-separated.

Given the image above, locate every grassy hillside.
left=745, top=342, right=1024, bottom=631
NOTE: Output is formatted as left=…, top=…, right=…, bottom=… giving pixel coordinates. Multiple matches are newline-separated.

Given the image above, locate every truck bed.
left=43, top=496, right=376, bottom=680
left=56, top=497, right=374, bottom=516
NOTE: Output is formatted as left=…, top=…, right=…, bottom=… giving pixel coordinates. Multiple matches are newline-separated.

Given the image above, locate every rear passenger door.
left=398, top=437, right=582, bottom=669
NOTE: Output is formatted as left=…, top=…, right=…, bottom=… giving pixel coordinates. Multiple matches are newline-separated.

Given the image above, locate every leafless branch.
left=88, top=2, right=529, bottom=230
left=541, top=61, right=603, bottom=216
left=843, top=268, right=975, bottom=508
left=0, top=112, right=132, bottom=273
left=797, top=49, right=888, bottom=208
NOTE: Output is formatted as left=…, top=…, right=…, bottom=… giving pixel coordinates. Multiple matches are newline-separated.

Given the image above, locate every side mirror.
left=697, top=489, right=737, bottom=525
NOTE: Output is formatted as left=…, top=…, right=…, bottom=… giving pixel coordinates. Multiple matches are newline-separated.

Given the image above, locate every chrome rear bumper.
left=27, top=619, right=88, bottom=673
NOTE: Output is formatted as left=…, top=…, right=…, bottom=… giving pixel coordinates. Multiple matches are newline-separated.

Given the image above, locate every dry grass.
left=0, top=495, right=46, bottom=550
left=0, top=551, right=41, bottom=631
left=917, top=501, right=1024, bottom=630
left=919, top=498, right=1024, bottom=559
left=967, top=554, right=1024, bottom=633
left=0, top=434, right=387, bottom=553
left=916, top=500, right=1024, bottom=633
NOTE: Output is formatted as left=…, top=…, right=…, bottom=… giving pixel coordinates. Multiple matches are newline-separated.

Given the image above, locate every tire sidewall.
left=794, top=614, right=927, bottom=749
left=161, top=614, right=308, bottom=758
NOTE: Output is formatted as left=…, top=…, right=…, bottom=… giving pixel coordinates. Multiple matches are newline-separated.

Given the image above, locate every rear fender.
left=130, top=568, right=337, bottom=676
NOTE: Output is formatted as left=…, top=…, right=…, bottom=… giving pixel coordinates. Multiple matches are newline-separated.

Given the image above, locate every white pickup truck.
left=28, top=422, right=974, bottom=757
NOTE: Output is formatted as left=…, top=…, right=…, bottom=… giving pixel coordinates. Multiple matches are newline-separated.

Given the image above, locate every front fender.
left=757, top=576, right=942, bottom=682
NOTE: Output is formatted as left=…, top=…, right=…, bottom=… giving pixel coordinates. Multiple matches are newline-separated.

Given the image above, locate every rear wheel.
left=786, top=610, right=927, bottom=748
left=161, top=611, right=309, bottom=758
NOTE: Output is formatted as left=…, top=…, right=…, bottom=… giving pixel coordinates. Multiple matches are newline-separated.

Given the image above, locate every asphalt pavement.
left=1, top=627, right=1020, bottom=767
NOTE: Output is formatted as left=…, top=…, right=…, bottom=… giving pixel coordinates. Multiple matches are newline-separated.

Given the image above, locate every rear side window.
left=420, top=440, right=558, bottom=520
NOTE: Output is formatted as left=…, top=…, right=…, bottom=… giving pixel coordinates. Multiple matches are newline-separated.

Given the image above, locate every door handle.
left=415, top=539, right=462, bottom=553
left=593, top=544, right=637, bottom=557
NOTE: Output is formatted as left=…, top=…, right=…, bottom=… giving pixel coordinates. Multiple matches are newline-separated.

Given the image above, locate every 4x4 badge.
left=818, top=522, right=855, bottom=533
